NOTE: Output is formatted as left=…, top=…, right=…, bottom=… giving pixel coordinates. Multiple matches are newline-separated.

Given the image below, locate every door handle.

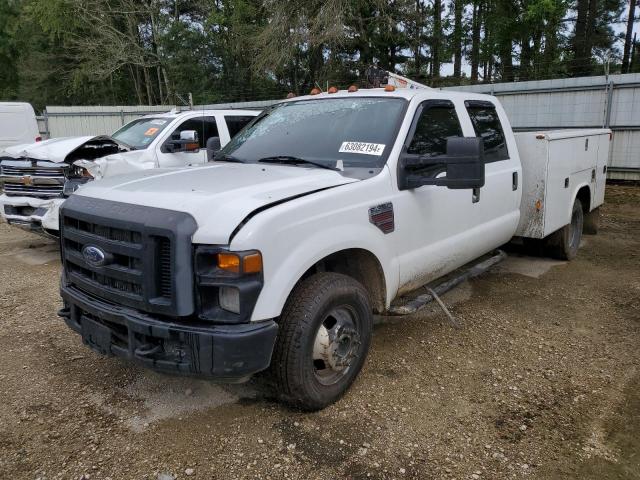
left=512, top=171, right=518, bottom=191
left=472, top=187, right=480, bottom=203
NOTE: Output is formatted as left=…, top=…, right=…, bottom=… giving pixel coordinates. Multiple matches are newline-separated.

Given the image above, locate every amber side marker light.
left=328, top=86, right=339, bottom=94
left=384, top=84, right=396, bottom=92
left=348, top=85, right=358, bottom=92
left=535, top=200, right=542, bottom=211
left=243, top=253, right=263, bottom=274
left=310, top=87, right=321, bottom=95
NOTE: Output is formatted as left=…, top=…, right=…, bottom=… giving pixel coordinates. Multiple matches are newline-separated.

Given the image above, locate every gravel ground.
left=0, top=185, right=638, bottom=480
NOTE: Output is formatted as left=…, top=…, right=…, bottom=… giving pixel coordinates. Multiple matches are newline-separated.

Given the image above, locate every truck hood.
left=74, top=163, right=358, bottom=244
left=1, top=135, right=127, bottom=164
left=3, top=136, right=97, bottom=162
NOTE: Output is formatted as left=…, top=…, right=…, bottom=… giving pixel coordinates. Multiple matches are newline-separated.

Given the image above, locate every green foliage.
left=0, top=0, right=628, bottom=109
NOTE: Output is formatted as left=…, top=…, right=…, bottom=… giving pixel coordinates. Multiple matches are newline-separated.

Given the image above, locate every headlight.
left=194, top=247, right=264, bottom=323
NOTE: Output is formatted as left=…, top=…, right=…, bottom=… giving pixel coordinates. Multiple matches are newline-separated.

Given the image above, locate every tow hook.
left=134, top=343, right=162, bottom=357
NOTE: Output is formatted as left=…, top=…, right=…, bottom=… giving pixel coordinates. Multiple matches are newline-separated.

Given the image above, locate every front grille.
left=1, top=165, right=66, bottom=177
left=62, top=214, right=173, bottom=311
left=1, top=163, right=66, bottom=198
left=60, top=195, right=197, bottom=317
left=4, top=184, right=64, bottom=197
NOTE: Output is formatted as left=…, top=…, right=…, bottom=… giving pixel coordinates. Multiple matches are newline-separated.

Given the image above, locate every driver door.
left=156, top=115, right=220, bottom=168
left=392, top=100, right=487, bottom=292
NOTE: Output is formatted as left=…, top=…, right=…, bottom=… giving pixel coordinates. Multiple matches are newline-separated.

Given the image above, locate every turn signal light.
left=217, top=253, right=241, bottom=273
left=217, top=251, right=263, bottom=274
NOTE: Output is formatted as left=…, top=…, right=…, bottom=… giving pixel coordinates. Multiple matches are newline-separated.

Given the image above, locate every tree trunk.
left=520, top=36, right=532, bottom=81
left=622, top=0, right=637, bottom=73
left=571, top=0, right=589, bottom=76
left=143, top=67, right=153, bottom=106
left=453, top=0, right=463, bottom=78
left=432, top=0, right=442, bottom=77
left=631, top=33, right=638, bottom=72
left=471, top=0, right=482, bottom=82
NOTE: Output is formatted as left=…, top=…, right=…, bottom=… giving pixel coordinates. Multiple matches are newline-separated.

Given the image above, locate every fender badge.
left=369, top=202, right=394, bottom=234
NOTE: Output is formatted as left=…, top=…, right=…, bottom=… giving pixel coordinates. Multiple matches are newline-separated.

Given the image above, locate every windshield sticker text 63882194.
left=339, top=141, right=386, bottom=156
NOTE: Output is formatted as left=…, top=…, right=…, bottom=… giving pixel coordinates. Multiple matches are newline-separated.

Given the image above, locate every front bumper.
left=59, top=284, right=278, bottom=382
left=0, top=194, right=63, bottom=233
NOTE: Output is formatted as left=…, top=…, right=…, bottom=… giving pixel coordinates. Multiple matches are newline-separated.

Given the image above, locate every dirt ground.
left=0, top=185, right=638, bottom=480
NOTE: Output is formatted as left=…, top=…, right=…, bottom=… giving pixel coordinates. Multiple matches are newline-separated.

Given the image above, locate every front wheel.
left=268, top=272, right=373, bottom=411
left=547, top=198, right=584, bottom=260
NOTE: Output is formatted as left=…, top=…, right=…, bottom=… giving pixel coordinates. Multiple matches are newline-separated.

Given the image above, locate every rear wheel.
left=546, top=198, right=584, bottom=260
left=268, top=272, right=372, bottom=411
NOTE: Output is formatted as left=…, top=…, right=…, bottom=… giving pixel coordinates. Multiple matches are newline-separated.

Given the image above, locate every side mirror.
left=206, top=136, right=222, bottom=161
left=166, top=130, right=200, bottom=152
left=398, top=137, right=485, bottom=190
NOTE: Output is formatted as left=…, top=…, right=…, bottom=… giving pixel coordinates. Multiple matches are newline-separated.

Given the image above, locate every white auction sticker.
left=339, top=141, right=386, bottom=156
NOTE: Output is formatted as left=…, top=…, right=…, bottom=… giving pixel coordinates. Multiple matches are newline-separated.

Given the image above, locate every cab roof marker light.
left=286, top=92, right=296, bottom=99
left=348, top=85, right=358, bottom=92
left=384, top=85, right=396, bottom=92
left=328, top=86, right=339, bottom=94
left=310, top=88, right=321, bottom=95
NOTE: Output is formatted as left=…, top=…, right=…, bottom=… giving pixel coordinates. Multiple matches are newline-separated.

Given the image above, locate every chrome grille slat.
left=3, top=184, right=64, bottom=197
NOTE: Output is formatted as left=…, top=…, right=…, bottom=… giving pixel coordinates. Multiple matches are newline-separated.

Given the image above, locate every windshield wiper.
left=258, top=156, right=339, bottom=171
left=215, top=154, right=245, bottom=163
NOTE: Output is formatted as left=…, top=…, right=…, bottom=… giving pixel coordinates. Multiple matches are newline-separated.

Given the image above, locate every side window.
left=465, top=102, right=509, bottom=162
left=225, top=115, right=255, bottom=138
left=407, top=104, right=463, bottom=156
left=169, top=116, right=218, bottom=148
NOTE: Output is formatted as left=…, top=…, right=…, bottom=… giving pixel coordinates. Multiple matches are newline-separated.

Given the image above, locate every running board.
left=388, top=250, right=507, bottom=317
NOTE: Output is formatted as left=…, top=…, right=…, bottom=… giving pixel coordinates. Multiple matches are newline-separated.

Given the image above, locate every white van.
left=0, top=103, right=41, bottom=151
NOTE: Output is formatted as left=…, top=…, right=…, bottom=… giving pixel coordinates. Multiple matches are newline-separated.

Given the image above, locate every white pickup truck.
left=57, top=87, right=610, bottom=410
left=0, top=108, right=259, bottom=235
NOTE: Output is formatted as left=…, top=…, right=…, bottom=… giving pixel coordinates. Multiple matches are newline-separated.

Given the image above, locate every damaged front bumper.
left=0, top=194, right=64, bottom=235
left=59, top=283, right=278, bottom=382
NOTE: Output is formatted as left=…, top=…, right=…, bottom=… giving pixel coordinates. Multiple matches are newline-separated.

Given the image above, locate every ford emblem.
left=82, top=245, right=107, bottom=267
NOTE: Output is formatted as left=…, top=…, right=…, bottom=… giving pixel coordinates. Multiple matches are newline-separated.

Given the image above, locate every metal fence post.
left=604, top=80, right=614, bottom=128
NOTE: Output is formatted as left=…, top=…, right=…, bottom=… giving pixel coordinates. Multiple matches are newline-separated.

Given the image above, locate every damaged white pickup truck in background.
left=0, top=108, right=260, bottom=236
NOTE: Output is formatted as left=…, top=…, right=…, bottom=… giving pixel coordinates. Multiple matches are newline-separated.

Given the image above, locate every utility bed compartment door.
left=515, top=129, right=611, bottom=239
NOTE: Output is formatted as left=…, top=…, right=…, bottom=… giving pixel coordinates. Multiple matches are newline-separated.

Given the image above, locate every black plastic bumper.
left=59, top=284, right=278, bottom=382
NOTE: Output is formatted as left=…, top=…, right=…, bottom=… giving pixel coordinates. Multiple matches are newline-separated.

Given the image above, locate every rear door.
left=464, top=100, right=521, bottom=241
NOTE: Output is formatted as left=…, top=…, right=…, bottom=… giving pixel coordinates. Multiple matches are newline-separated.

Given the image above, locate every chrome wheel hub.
left=312, top=306, right=361, bottom=385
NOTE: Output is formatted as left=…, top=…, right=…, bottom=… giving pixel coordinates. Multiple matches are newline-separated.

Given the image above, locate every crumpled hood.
left=2, top=136, right=98, bottom=162
left=74, top=163, right=357, bottom=244
left=75, top=149, right=153, bottom=179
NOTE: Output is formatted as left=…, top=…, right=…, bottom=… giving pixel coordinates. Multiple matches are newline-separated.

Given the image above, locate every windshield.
left=219, top=97, right=407, bottom=169
left=111, top=117, right=172, bottom=149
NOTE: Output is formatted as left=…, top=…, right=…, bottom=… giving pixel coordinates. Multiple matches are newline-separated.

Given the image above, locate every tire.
left=267, top=272, right=373, bottom=411
left=546, top=198, right=584, bottom=260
